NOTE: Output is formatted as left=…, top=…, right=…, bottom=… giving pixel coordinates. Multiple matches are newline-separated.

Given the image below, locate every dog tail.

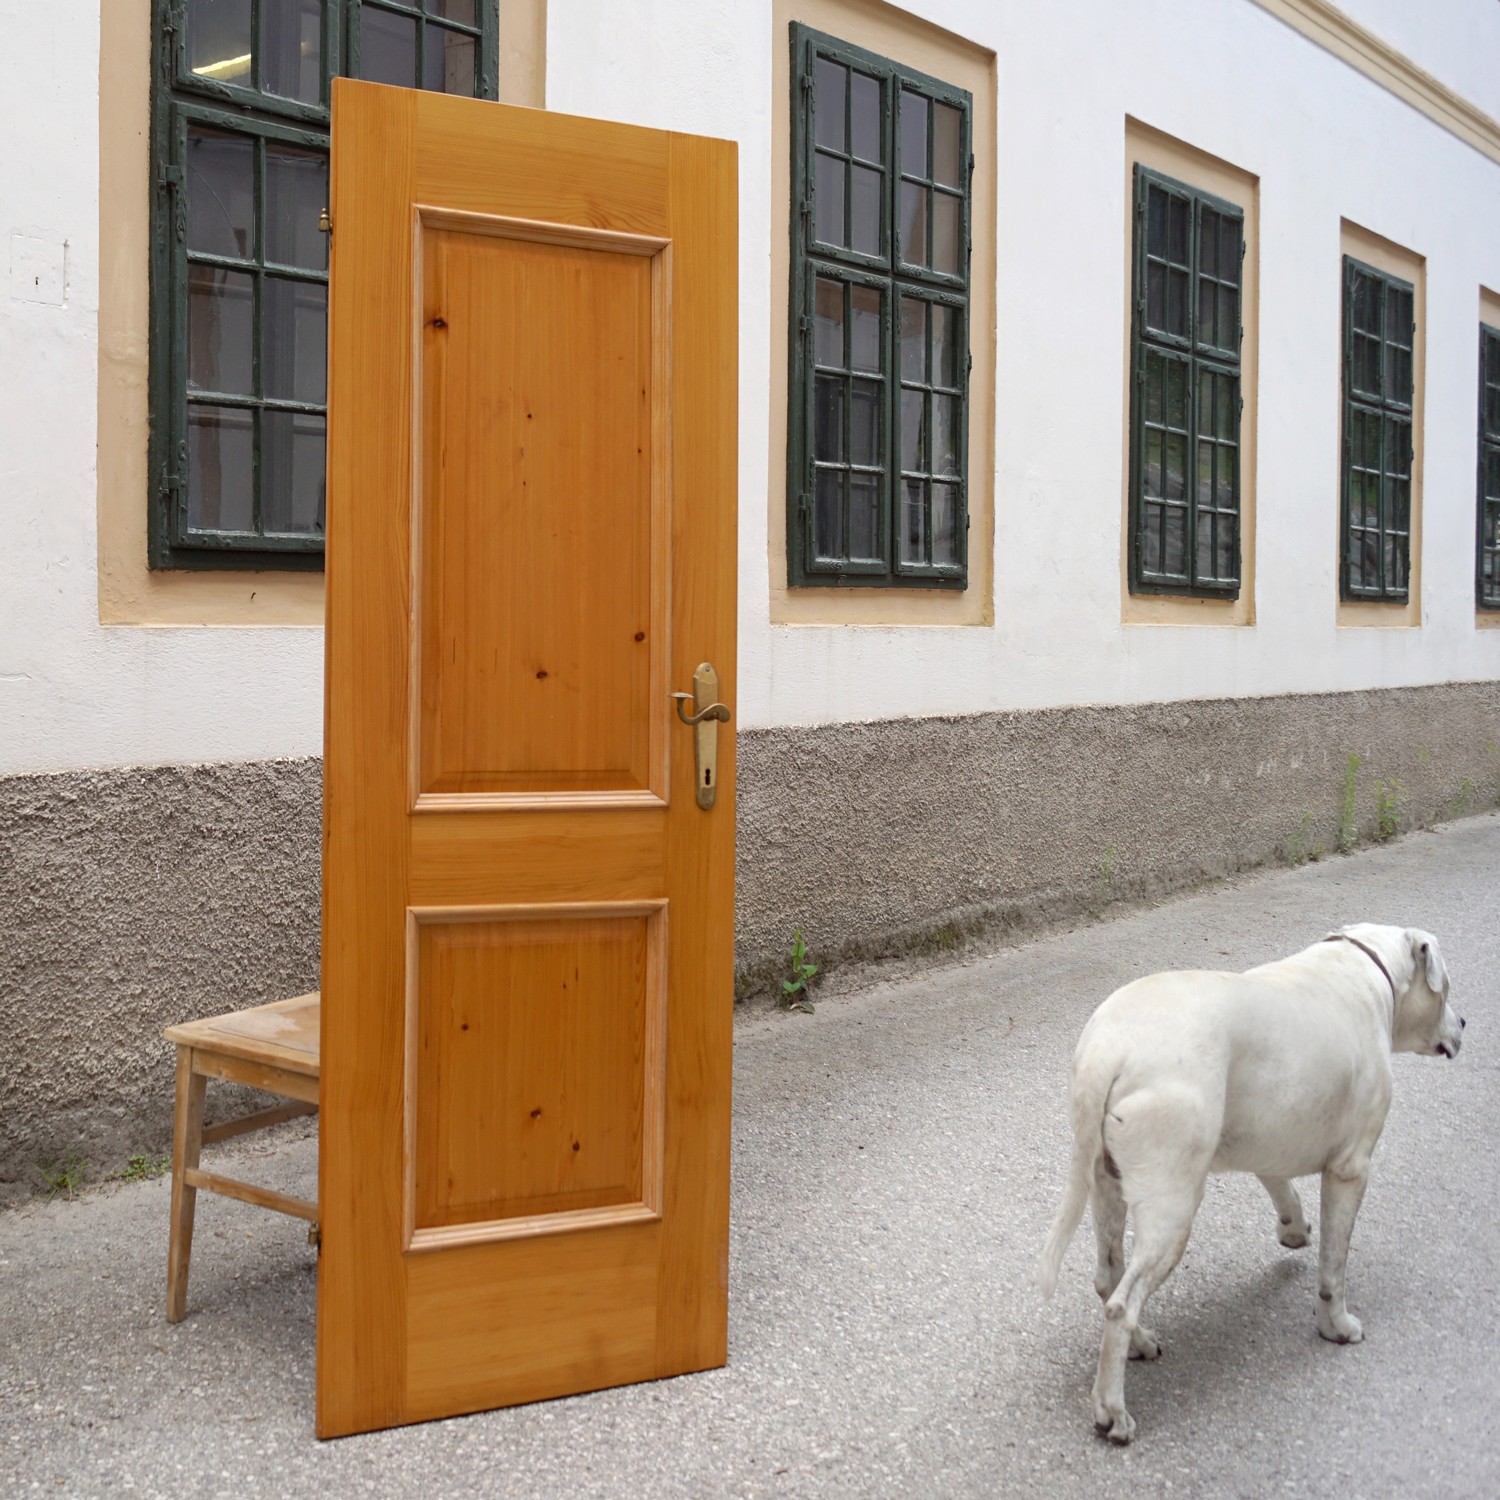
left=1036, top=1058, right=1114, bottom=1300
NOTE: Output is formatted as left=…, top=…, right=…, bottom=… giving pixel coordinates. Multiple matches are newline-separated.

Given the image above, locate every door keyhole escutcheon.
left=671, top=663, right=730, bottom=810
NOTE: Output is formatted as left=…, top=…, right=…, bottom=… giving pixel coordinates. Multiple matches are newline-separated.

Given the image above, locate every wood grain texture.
left=416, top=224, right=662, bottom=797
left=320, top=83, right=736, bottom=1438
left=165, top=992, right=321, bottom=1077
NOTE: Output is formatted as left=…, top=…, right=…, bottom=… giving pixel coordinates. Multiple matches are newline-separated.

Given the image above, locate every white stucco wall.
left=1, top=0, right=1497, bottom=776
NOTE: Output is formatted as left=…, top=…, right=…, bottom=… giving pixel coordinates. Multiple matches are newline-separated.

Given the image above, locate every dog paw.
left=1278, top=1227, right=1310, bottom=1250
left=1317, top=1310, right=1364, bottom=1345
left=1129, top=1326, right=1162, bottom=1360
left=1104, top=1411, right=1137, bottom=1445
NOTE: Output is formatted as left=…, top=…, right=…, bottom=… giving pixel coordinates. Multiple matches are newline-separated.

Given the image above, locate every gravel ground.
left=2, top=815, right=1497, bottom=1499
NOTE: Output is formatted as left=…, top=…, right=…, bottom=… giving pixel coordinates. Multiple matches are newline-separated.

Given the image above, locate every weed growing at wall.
left=1339, top=754, right=1362, bottom=853
left=121, top=1152, right=171, bottom=1183
left=1287, top=812, right=1322, bottom=865
left=38, top=1149, right=89, bottom=1201
left=1376, top=779, right=1405, bottom=840
left=782, top=928, right=819, bottom=1014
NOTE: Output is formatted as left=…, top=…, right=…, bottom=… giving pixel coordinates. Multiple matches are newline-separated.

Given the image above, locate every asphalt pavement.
left=3, top=814, right=1498, bottom=1499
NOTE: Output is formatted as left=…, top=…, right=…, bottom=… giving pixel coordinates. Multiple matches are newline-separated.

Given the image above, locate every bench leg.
left=167, top=1049, right=207, bottom=1323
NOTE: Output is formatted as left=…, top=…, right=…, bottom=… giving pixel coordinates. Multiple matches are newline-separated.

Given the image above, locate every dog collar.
left=1322, top=933, right=1396, bottom=999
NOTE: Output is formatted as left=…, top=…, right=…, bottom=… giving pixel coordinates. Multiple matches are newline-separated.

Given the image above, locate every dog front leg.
left=1257, top=1174, right=1311, bottom=1249
left=1315, top=1165, right=1369, bottom=1344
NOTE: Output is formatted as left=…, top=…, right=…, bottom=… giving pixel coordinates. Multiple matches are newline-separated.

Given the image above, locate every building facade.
left=3, top=0, right=1499, bottom=1186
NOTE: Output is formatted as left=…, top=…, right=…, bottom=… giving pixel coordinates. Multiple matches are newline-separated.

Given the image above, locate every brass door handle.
left=670, top=695, right=731, bottom=726
left=672, top=663, right=730, bottom=809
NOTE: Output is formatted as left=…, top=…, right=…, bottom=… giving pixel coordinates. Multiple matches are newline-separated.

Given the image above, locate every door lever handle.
left=672, top=663, right=730, bottom=809
left=670, top=694, right=731, bottom=726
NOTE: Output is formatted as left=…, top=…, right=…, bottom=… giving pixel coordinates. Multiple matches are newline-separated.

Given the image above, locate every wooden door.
left=318, top=80, right=737, bottom=1439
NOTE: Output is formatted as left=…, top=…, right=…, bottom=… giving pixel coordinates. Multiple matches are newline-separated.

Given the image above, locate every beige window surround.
left=769, top=0, right=996, bottom=627
left=1336, top=220, right=1424, bottom=630
left=96, top=0, right=546, bottom=627
left=1120, top=120, right=1259, bottom=628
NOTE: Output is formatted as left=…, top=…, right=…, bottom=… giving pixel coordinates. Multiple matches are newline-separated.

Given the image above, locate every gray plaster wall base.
left=734, top=681, right=1500, bottom=984
left=0, top=760, right=322, bottom=1198
left=3, top=680, right=1498, bottom=1191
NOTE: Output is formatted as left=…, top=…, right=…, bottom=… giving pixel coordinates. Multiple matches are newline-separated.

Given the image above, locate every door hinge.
left=318, top=206, right=332, bottom=235
left=798, top=313, right=810, bottom=343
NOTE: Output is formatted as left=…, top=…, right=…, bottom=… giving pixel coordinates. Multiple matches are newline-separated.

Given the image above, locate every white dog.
left=1037, top=924, right=1465, bottom=1445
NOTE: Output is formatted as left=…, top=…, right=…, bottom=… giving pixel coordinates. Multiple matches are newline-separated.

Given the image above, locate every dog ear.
left=1410, top=930, right=1447, bottom=992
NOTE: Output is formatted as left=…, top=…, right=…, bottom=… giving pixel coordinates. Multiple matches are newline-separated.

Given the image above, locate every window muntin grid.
left=1340, top=257, right=1415, bottom=602
left=152, top=0, right=498, bottom=568
left=789, top=25, right=971, bottom=589
left=1129, top=167, right=1243, bottom=597
left=1478, top=324, right=1500, bottom=609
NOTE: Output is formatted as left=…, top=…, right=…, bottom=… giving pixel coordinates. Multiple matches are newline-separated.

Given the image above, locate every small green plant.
left=39, top=1149, right=89, bottom=1201
left=121, top=1152, right=171, bottom=1183
left=1339, top=753, right=1362, bottom=853
left=781, top=927, right=819, bottom=1013
left=1446, top=777, right=1476, bottom=819
left=1375, top=778, right=1404, bottom=840
left=1287, top=812, right=1322, bottom=865
left=1094, top=845, right=1119, bottom=913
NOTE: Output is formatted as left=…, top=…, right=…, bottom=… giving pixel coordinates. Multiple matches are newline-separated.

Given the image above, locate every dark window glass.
left=1340, top=257, right=1416, bottom=602
left=1478, top=324, right=1500, bottom=609
left=789, top=25, right=971, bottom=587
left=1129, top=166, right=1243, bottom=596
left=153, top=0, right=498, bottom=568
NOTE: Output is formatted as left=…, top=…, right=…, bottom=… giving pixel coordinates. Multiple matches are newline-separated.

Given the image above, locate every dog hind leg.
left=1257, top=1174, right=1311, bottom=1249
left=1091, top=1163, right=1161, bottom=1360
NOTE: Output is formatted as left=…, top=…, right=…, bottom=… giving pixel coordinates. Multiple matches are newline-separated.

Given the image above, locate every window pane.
left=1165, top=434, right=1186, bottom=501
left=263, top=276, right=328, bottom=404
left=850, top=72, right=880, bottom=162
left=1143, top=506, right=1162, bottom=573
left=814, top=153, right=845, bottom=245
left=899, top=297, right=926, bottom=382
left=1217, top=286, right=1237, bottom=349
left=262, top=411, right=326, bottom=534
left=900, top=389, right=925, bottom=472
left=815, top=373, right=844, bottom=462
left=932, top=394, right=958, bottom=475
left=814, top=469, right=844, bottom=559
left=931, top=483, right=958, bottom=565
left=1216, top=374, right=1235, bottom=440
left=932, top=103, right=961, bottom=188
left=1166, top=268, right=1188, bottom=338
left=814, top=59, right=846, bottom=152
left=1198, top=278, right=1216, bottom=346
left=1146, top=261, right=1165, bottom=331
left=430, top=0, right=477, bottom=23
left=1166, top=359, right=1188, bottom=430
left=899, top=89, right=927, bottom=176
left=261, top=0, right=322, bottom=104
left=899, top=180, right=928, bottom=265
left=932, top=192, right=960, bottom=275
left=932, top=304, right=959, bottom=389
left=1216, top=513, right=1237, bottom=581
left=850, top=165, right=881, bottom=256
left=424, top=23, right=476, bottom=95
left=1195, top=503, right=1214, bottom=579
left=850, top=285, right=881, bottom=372
left=188, top=404, right=255, bottom=533
left=850, top=380, right=880, bottom=467
left=1169, top=197, right=1189, bottom=264
left=265, top=144, right=328, bottom=269
left=187, top=128, right=254, bottom=260
left=188, top=265, right=254, bottom=396
left=1199, top=209, right=1220, bottom=277
left=188, top=0, right=253, bottom=88
left=1196, top=438, right=1214, bottom=511
left=1146, top=185, right=1166, bottom=259
left=901, top=479, right=926, bottom=563
left=814, top=277, right=844, bottom=367
left=1220, top=218, right=1239, bottom=283
left=361, top=5, right=418, bottom=87
left=1163, top=507, right=1186, bottom=575
left=849, top=475, right=880, bottom=561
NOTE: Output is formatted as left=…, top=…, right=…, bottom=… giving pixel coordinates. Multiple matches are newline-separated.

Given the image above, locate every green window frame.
left=1477, top=323, right=1500, bottom=610
left=1339, top=257, right=1415, bottom=602
left=787, top=24, right=973, bottom=589
left=1128, top=166, right=1244, bottom=598
left=149, top=0, right=499, bottom=571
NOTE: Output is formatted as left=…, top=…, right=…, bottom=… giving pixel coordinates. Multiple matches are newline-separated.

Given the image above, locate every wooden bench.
left=163, top=992, right=320, bottom=1323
